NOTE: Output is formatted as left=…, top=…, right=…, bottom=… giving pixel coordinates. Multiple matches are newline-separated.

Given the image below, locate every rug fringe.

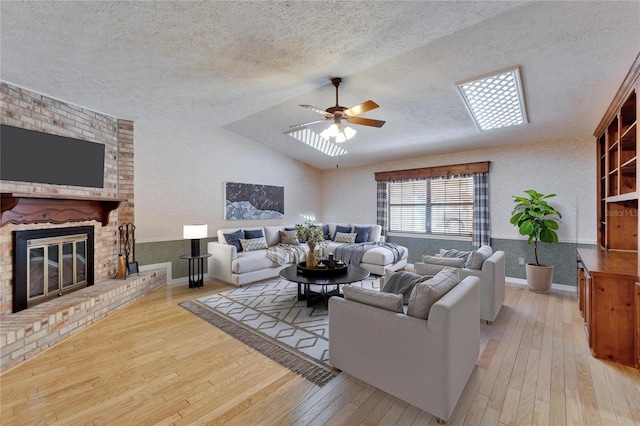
left=179, top=300, right=337, bottom=387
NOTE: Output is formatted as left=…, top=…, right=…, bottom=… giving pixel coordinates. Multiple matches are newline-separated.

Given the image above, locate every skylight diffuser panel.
left=285, top=128, right=348, bottom=156
left=456, top=67, right=528, bottom=131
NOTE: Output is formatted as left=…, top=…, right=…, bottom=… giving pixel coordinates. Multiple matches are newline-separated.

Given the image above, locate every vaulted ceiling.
left=1, top=1, right=639, bottom=169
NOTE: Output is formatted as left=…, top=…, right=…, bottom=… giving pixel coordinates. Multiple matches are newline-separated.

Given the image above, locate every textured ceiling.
left=1, top=1, right=639, bottom=169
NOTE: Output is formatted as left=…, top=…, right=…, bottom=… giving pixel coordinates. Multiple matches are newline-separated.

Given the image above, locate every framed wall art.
left=225, top=182, right=284, bottom=220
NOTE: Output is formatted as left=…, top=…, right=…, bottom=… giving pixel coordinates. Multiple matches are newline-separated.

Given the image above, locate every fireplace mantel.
left=1, top=193, right=126, bottom=227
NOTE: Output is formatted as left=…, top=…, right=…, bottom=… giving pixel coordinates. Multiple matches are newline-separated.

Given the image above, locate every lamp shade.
left=183, top=224, right=208, bottom=239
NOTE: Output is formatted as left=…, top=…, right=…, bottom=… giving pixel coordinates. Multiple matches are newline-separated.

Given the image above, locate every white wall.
left=321, top=135, right=596, bottom=244
left=134, top=118, right=322, bottom=242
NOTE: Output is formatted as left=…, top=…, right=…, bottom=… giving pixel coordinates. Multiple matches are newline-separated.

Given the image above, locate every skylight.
left=285, top=127, right=348, bottom=157
left=456, top=67, right=528, bottom=131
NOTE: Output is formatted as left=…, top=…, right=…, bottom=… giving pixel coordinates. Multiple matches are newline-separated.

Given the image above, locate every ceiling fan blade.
left=288, top=119, right=327, bottom=129
left=347, top=116, right=386, bottom=128
left=343, top=100, right=379, bottom=117
left=300, top=104, right=331, bottom=116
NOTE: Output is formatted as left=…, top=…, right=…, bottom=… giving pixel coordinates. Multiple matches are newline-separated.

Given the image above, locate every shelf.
left=1, top=193, right=126, bottom=227
left=606, top=191, right=639, bottom=203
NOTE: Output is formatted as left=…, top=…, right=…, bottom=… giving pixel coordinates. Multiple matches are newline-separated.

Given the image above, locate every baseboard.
left=506, top=277, right=577, bottom=295
left=139, top=262, right=212, bottom=286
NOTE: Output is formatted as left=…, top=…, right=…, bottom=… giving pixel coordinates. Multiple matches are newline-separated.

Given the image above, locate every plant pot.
left=525, top=263, right=553, bottom=293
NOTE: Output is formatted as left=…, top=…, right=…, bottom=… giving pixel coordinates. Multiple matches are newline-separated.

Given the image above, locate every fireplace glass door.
left=27, top=234, right=88, bottom=304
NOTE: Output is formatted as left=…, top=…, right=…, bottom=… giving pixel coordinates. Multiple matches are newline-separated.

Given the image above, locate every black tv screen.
left=1, top=124, right=105, bottom=188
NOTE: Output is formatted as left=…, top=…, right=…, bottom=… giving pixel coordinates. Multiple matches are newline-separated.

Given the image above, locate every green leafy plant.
left=510, top=189, right=562, bottom=266
left=295, top=220, right=328, bottom=246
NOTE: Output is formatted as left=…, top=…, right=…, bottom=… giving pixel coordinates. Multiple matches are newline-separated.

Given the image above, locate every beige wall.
left=320, top=135, right=596, bottom=245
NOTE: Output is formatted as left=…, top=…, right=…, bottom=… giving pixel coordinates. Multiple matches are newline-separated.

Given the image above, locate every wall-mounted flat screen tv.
left=1, top=124, right=105, bottom=188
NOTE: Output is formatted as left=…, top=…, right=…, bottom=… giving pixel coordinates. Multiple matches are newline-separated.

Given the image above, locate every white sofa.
left=329, top=275, right=480, bottom=424
left=414, top=248, right=505, bottom=324
left=208, top=223, right=408, bottom=286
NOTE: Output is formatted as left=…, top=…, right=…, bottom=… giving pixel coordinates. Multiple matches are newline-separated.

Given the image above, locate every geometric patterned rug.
left=179, top=276, right=380, bottom=386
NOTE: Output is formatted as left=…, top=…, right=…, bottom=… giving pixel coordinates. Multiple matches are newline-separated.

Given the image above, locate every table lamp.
left=183, top=224, right=208, bottom=257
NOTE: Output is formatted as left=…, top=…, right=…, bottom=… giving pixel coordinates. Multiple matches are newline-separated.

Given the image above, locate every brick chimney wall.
left=0, top=81, right=134, bottom=316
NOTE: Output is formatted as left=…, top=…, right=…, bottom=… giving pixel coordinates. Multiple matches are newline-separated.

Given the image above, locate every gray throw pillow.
left=465, top=250, right=485, bottom=269
left=343, top=285, right=403, bottom=312
left=421, top=255, right=465, bottom=268
left=414, top=262, right=445, bottom=277
left=440, top=248, right=472, bottom=264
left=407, top=267, right=459, bottom=320
left=279, top=230, right=300, bottom=245
left=477, top=245, right=493, bottom=261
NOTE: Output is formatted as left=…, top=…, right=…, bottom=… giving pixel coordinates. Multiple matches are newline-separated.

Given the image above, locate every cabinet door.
left=636, top=282, right=640, bottom=368
left=577, top=262, right=586, bottom=318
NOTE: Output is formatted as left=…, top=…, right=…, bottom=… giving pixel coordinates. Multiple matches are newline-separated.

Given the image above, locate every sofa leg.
left=436, top=417, right=446, bottom=424
left=486, top=320, right=492, bottom=325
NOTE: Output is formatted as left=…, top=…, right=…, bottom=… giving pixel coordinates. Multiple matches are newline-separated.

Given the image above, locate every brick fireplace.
left=0, top=82, right=167, bottom=373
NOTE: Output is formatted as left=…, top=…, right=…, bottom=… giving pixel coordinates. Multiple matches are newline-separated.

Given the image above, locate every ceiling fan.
left=289, top=77, right=385, bottom=142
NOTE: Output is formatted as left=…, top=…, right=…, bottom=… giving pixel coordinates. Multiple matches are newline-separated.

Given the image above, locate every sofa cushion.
left=240, top=237, right=268, bottom=252
left=232, top=250, right=277, bottom=274
left=353, top=226, right=371, bottom=243
left=421, top=255, right=465, bottom=268
left=414, top=262, right=446, bottom=277
left=280, top=230, right=300, bottom=245
left=223, top=229, right=244, bottom=252
left=343, top=285, right=403, bottom=313
left=335, top=232, right=357, bottom=243
left=333, top=225, right=352, bottom=240
left=407, top=267, right=459, bottom=320
left=244, top=229, right=264, bottom=239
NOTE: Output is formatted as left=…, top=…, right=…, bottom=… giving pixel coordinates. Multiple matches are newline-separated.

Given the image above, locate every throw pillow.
left=343, top=285, right=403, bottom=313
left=414, top=262, right=446, bottom=277
left=381, top=269, right=430, bottom=304
left=477, top=245, right=493, bottom=261
left=244, top=229, right=264, bottom=239
left=333, top=225, right=352, bottom=240
left=421, top=255, right=465, bottom=268
left=239, top=237, right=268, bottom=252
left=223, top=229, right=244, bottom=252
left=465, top=250, right=485, bottom=270
left=284, top=227, right=304, bottom=243
left=322, top=224, right=330, bottom=240
left=279, top=230, right=300, bottom=245
left=354, top=226, right=371, bottom=243
left=407, top=267, right=459, bottom=320
left=334, top=232, right=357, bottom=243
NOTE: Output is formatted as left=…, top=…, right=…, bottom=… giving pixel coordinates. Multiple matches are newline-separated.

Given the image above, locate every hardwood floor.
left=1, top=279, right=639, bottom=425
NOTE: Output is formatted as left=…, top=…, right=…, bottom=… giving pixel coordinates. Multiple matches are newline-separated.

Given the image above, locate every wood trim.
left=374, top=161, right=490, bottom=181
left=594, top=51, right=640, bottom=137
left=1, top=193, right=126, bottom=227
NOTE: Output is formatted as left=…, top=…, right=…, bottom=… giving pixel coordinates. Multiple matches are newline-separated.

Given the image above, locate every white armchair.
left=329, top=276, right=480, bottom=424
left=415, top=249, right=505, bottom=324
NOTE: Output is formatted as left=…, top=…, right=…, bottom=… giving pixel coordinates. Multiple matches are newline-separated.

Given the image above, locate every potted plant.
left=295, top=220, right=328, bottom=269
left=510, top=189, right=562, bottom=293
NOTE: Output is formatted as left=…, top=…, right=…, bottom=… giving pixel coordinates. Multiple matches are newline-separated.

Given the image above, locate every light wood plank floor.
left=1, top=279, right=639, bottom=425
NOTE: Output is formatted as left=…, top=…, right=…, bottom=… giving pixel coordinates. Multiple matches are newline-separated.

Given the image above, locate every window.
left=388, top=176, right=474, bottom=236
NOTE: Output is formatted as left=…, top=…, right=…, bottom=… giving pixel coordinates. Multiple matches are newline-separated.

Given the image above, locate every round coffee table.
left=279, top=264, right=370, bottom=309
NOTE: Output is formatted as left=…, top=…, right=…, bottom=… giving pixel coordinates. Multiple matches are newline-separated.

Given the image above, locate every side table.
left=179, top=253, right=211, bottom=288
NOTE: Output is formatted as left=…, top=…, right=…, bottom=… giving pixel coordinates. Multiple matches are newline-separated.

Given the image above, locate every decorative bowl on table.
left=297, top=261, right=347, bottom=277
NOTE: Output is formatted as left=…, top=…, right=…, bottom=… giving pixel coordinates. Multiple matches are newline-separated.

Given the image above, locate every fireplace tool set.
left=115, top=223, right=138, bottom=279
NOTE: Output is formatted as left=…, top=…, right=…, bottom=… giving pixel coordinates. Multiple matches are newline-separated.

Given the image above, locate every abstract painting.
left=225, top=182, right=284, bottom=220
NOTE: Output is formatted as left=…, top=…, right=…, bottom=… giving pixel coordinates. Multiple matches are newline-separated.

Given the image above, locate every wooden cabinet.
left=580, top=54, right=640, bottom=369
left=595, top=54, right=639, bottom=252
left=577, top=249, right=639, bottom=368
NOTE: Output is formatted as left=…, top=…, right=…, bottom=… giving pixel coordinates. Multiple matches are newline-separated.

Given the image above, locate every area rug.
left=179, top=276, right=380, bottom=386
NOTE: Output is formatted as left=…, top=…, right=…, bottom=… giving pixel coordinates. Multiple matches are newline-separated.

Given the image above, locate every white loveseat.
left=414, top=247, right=505, bottom=324
left=208, top=223, right=408, bottom=286
left=329, top=275, right=480, bottom=423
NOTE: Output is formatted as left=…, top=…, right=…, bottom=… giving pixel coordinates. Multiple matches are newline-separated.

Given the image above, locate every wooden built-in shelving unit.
left=578, top=52, right=640, bottom=370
